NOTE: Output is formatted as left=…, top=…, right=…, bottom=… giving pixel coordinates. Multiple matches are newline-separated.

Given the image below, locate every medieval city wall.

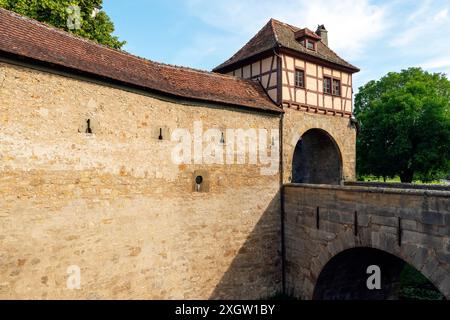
left=0, top=61, right=282, bottom=299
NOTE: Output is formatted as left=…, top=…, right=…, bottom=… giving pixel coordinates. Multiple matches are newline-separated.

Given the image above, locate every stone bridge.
left=283, top=183, right=450, bottom=300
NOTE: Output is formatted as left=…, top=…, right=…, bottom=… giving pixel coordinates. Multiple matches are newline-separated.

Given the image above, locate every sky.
left=102, top=0, right=450, bottom=92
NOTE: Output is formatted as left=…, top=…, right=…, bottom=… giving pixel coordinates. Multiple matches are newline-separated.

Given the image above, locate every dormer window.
left=294, top=28, right=321, bottom=52
left=306, top=40, right=315, bottom=50
left=299, top=39, right=316, bottom=50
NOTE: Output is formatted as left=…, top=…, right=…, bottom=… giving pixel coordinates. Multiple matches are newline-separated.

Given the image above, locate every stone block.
left=371, top=215, right=399, bottom=227
left=421, top=211, right=444, bottom=226
left=437, top=251, right=450, bottom=265
left=357, top=213, right=370, bottom=227
left=444, top=214, right=450, bottom=227
left=402, top=244, right=429, bottom=270
left=307, top=228, right=337, bottom=241
left=327, top=239, right=344, bottom=256
left=402, top=230, right=444, bottom=248
left=438, top=226, right=450, bottom=237
left=421, top=257, right=439, bottom=280
left=439, top=274, right=450, bottom=297
left=401, top=219, right=418, bottom=231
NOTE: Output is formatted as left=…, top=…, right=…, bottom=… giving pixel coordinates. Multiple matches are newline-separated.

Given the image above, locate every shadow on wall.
left=209, top=191, right=282, bottom=300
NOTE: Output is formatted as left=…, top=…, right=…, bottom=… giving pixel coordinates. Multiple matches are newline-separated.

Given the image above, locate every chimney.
left=316, top=25, right=328, bottom=46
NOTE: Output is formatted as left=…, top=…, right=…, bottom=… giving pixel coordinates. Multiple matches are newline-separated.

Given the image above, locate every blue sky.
left=103, top=0, right=450, bottom=91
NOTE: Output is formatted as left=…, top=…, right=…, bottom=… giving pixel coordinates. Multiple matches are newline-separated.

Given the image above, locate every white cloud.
left=170, top=34, right=226, bottom=69
left=421, top=57, right=450, bottom=69
left=389, top=24, right=424, bottom=47
left=407, top=0, right=432, bottom=21
left=390, top=3, right=450, bottom=48
left=421, top=56, right=450, bottom=79
left=434, top=8, right=448, bottom=22
left=184, top=0, right=389, bottom=60
left=387, top=1, right=450, bottom=78
left=177, top=0, right=450, bottom=83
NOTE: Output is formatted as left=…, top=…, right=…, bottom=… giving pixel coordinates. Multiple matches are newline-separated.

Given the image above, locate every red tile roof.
left=0, top=8, right=281, bottom=114
left=294, top=28, right=322, bottom=41
left=214, top=19, right=359, bottom=73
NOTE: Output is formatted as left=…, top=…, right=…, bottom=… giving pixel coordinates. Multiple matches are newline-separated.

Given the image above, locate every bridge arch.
left=284, top=184, right=450, bottom=301
left=312, top=247, right=445, bottom=300
left=291, top=128, right=343, bottom=185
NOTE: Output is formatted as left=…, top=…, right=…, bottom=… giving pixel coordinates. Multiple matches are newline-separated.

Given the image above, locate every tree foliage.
left=0, top=0, right=125, bottom=49
left=355, top=68, right=450, bottom=183
left=399, top=264, right=444, bottom=300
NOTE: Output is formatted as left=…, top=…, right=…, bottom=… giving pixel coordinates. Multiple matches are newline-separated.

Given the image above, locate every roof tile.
left=0, top=8, right=281, bottom=113
left=214, top=19, right=359, bottom=73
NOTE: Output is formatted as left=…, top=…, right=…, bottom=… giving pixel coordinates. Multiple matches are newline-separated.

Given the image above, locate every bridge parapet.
left=284, top=183, right=450, bottom=299
left=345, top=181, right=450, bottom=192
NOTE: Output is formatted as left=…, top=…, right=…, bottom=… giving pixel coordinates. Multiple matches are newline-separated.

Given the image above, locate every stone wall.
left=284, top=184, right=450, bottom=300
left=0, top=61, right=282, bottom=299
left=282, top=108, right=356, bottom=184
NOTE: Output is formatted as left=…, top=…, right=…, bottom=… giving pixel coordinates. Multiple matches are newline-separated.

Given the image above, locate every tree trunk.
left=400, top=170, right=414, bottom=183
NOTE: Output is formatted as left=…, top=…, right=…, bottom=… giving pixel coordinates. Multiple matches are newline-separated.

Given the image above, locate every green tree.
left=0, top=0, right=125, bottom=49
left=355, top=68, right=450, bottom=183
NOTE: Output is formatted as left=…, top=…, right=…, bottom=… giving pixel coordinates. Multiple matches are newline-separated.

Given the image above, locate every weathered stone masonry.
left=0, top=61, right=282, bottom=299
left=284, top=184, right=450, bottom=299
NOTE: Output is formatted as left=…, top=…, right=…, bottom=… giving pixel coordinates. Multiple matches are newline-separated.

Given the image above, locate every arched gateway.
left=292, top=129, right=343, bottom=185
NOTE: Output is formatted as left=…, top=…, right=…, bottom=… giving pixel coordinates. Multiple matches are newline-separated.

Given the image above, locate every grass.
left=398, top=264, right=445, bottom=300
left=358, top=175, right=447, bottom=185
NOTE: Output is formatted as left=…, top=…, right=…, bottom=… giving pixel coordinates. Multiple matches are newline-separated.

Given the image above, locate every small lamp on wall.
left=350, top=115, right=360, bottom=134
left=85, top=119, right=93, bottom=134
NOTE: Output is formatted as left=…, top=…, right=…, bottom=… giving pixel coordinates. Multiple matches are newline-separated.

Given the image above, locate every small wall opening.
left=154, top=126, right=170, bottom=141
left=192, top=170, right=209, bottom=193
left=313, top=247, right=445, bottom=300
left=292, top=128, right=342, bottom=185
left=86, top=119, right=93, bottom=134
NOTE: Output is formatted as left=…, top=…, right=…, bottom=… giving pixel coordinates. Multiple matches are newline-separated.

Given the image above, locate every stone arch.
left=307, top=240, right=449, bottom=300
left=291, top=128, right=343, bottom=185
